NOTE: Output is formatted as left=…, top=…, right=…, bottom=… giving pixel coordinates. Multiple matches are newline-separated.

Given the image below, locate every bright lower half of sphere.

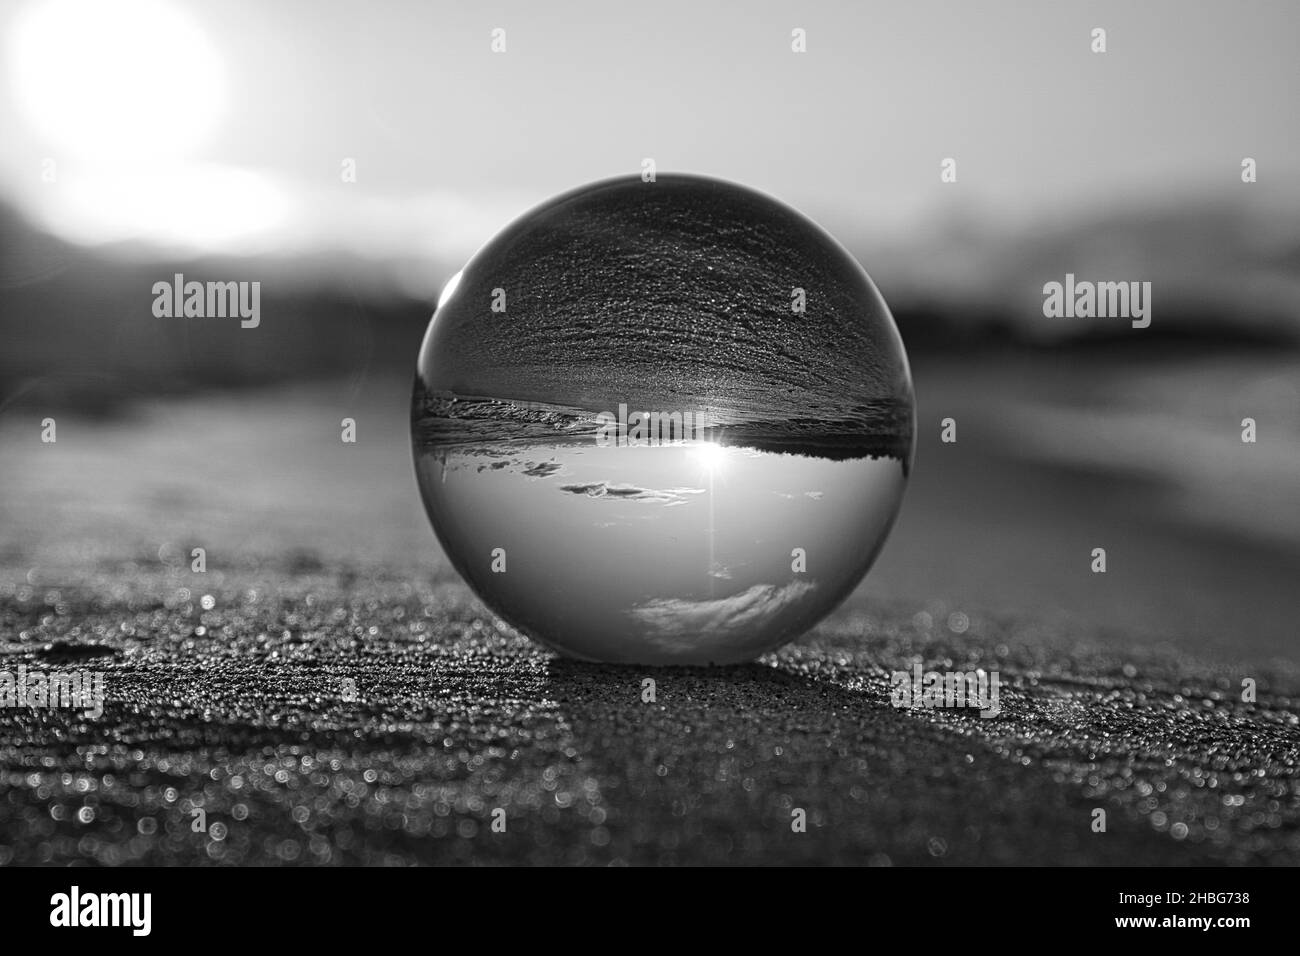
left=412, top=174, right=914, bottom=665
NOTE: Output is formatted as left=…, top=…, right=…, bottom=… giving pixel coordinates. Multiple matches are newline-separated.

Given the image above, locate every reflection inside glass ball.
left=412, top=174, right=914, bottom=665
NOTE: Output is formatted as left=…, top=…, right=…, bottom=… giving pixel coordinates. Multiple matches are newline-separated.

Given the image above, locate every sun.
left=9, top=0, right=226, bottom=160
left=687, top=440, right=728, bottom=476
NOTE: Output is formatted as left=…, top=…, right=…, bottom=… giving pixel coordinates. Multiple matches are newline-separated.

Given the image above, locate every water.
left=412, top=174, right=914, bottom=664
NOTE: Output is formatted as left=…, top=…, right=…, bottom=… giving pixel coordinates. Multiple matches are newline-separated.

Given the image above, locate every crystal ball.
left=412, top=174, right=914, bottom=665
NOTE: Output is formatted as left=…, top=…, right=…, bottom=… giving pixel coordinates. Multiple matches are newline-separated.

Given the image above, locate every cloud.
left=522, top=460, right=561, bottom=478
left=558, top=481, right=704, bottom=506
left=627, top=580, right=818, bottom=655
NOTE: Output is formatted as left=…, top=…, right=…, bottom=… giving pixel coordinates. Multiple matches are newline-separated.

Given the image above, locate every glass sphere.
left=412, top=174, right=914, bottom=665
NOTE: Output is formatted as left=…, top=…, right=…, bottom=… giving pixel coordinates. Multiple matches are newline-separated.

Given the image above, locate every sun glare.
left=52, top=164, right=289, bottom=250
left=7, top=2, right=289, bottom=251
left=688, top=440, right=728, bottom=476
left=10, top=0, right=226, bottom=160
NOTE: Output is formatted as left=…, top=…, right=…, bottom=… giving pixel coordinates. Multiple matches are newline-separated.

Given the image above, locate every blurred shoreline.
left=5, top=193, right=1300, bottom=410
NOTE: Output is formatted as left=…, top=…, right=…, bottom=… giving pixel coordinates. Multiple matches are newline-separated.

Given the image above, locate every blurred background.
left=1, top=0, right=1297, bottom=665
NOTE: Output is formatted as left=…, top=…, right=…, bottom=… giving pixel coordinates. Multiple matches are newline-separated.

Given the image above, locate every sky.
left=2, top=0, right=1297, bottom=278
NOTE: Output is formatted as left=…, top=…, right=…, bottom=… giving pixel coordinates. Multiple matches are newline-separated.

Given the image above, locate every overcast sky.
left=2, top=0, right=1297, bottom=268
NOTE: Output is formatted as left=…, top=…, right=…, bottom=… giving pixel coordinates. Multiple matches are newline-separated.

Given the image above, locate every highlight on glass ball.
left=411, top=174, right=915, bottom=665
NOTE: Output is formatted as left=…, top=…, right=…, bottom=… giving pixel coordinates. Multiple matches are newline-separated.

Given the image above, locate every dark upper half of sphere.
left=416, top=175, right=913, bottom=457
